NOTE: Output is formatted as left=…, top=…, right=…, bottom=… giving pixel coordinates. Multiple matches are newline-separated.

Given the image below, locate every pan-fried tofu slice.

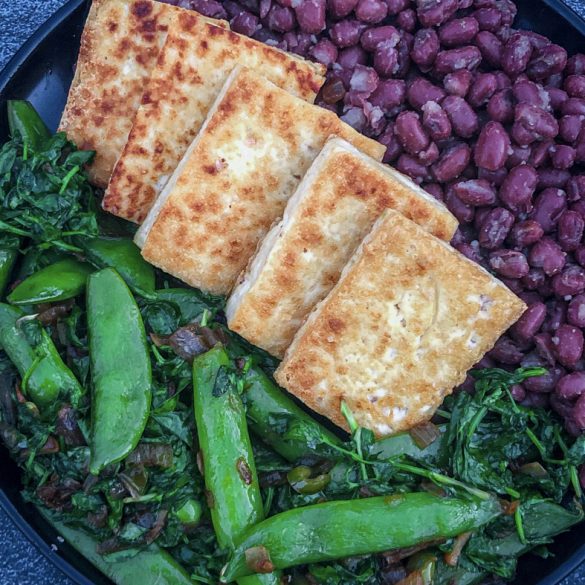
left=226, top=137, right=458, bottom=358
left=275, top=209, right=526, bottom=437
left=136, top=66, right=386, bottom=296
left=59, top=0, right=227, bottom=188
left=102, top=16, right=326, bottom=224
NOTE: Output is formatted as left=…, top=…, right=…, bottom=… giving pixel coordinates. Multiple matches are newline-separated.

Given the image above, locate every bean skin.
left=502, top=33, right=533, bottom=78
left=416, top=0, right=458, bottom=28
left=552, top=265, right=585, bottom=297
left=442, top=95, right=478, bottom=138
left=369, top=79, right=406, bottom=112
left=330, top=20, right=366, bottom=47
left=489, top=249, right=529, bottom=278
left=559, top=115, right=583, bottom=143
left=444, top=188, right=474, bottom=223
left=529, top=187, right=567, bottom=232
left=557, top=210, right=584, bottom=252
left=468, top=73, right=498, bottom=108
left=479, top=207, right=514, bottom=249
left=515, top=103, right=559, bottom=141
left=474, top=31, right=503, bottom=68
left=527, top=44, right=568, bottom=81
left=378, top=124, right=403, bottom=163
left=360, top=26, right=400, bottom=51
left=553, top=324, right=584, bottom=368
left=473, top=7, right=502, bottom=32
left=547, top=87, right=568, bottom=111
left=396, top=153, right=431, bottom=183
left=434, top=46, right=482, bottom=76
left=513, top=79, right=551, bottom=110
left=507, top=144, right=531, bottom=168
left=529, top=237, right=566, bottom=276
left=355, top=0, right=388, bottom=23
left=511, top=302, right=547, bottom=342
left=556, top=371, right=585, bottom=400
left=474, top=121, right=510, bottom=171
left=454, top=179, right=496, bottom=206
left=509, top=220, right=544, bottom=249
left=310, top=39, right=338, bottom=66
left=396, top=9, right=417, bottom=33
left=438, top=17, right=479, bottom=48
left=411, top=28, right=440, bottom=69
left=567, top=176, right=585, bottom=201
left=443, top=70, right=472, bottom=97
left=565, top=75, right=585, bottom=98
left=394, top=111, right=430, bottom=154
left=373, top=41, right=400, bottom=77
left=328, top=0, right=359, bottom=19
left=487, top=88, right=514, bottom=123
left=431, top=142, right=471, bottom=182
left=421, top=101, right=452, bottom=141
left=499, top=165, right=538, bottom=213
left=522, top=267, right=546, bottom=291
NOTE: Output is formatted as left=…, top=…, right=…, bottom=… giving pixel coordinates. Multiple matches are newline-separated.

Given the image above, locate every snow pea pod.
left=7, top=100, right=51, bottom=150
left=39, top=509, right=193, bottom=585
left=221, top=493, right=503, bottom=581
left=243, top=366, right=342, bottom=462
left=193, top=346, right=281, bottom=585
left=81, top=237, right=155, bottom=295
left=0, top=303, right=83, bottom=411
left=0, top=248, right=18, bottom=297
left=8, top=258, right=93, bottom=305
left=87, top=268, right=151, bottom=475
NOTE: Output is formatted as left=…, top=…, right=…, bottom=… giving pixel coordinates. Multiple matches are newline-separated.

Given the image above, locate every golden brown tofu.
left=102, top=16, right=325, bottom=224
left=59, top=0, right=227, bottom=187
left=136, top=66, right=386, bottom=296
left=226, top=137, right=458, bottom=358
left=275, top=209, right=526, bottom=437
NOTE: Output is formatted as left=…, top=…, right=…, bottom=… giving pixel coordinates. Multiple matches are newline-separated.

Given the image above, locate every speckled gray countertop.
left=1, top=1, right=585, bottom=584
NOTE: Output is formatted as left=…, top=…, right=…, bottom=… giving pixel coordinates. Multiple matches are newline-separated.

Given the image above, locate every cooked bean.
left=511, top=121, right=538, bottom=147
left=547, top=87, right=568, bottom=111
left=453, top=178, right=496, bottom=206
left=559, top=115, right=583, bottom=143
left=328, top=0, right=359, bottom=19
left=537, top=168, right=571, bottom=189
left=552, top=265, right=585, bottom=297
left=394, top=112, right=430, bottom=153
left=230, top=11, right=259, bottom=35
left=515, top=103, right=559, bottom=141
left=550, top=145, right=576, bottom=170
left=556, top=372, right=585, bottom=400
left=513, top=79, right=550, bottom=110
left=444, top=188, right=474, bottom=223
left=355, top=0, right=387, bottom=23
left=396, top=153, right=431, bottom=183
left=407, top=77, right=446, bottom=109
left=524, top=366, right=565, bottom=393
left=502, top=33, right=533, bottom=77
left=394, top=34, right=413, bottom=79
left=340, top=107, right=366, bottom=131
left=431, top=142, right=471, bottom=182
left=373, top=41, right=399, bottom=76
left=443, top=70, right=473, bottom=97
left=561, top=98, right=585, bottom=117
left=478, top=207, right=514, bottom=249
left=349, top=64, right=379, bottom=93
left=507, top=144, right=532, bottom=168
left=530, top=188, right=567, bottom=232
left=527, top=44, right=568, bottom=81
left=499, top=165, right=538, bottom=213
left=434, top=46, right=482, bottom=75
left=567, top=176, right=585, bottom=201
left=473, top=7, right=502, bottom=32
left=487, top=88, right=514, bottom=123
left=416, top=0, right=458, bottom=28
left=396, top=9, right=417, bottom=32
left=455, top=242, right=483, bottom=264
left=529, top=140, right=552, bottom=168
left=574, top=394, right=585, bottom=429
left=468, top=73, right=497, bottom=108
left=442, top=95, right=478, bottom=138
left=294, top=0, right=325, bottom=33
left=576, top=246, right=585, bottom=268
left=510, top=384, right=527, bottom=402
left=567, top=53, right=585, bottom=76
left=369, top=79, right=406, bottom=112
left=411, top=28, right=440, bottom=68
left=386, top=0, right=409, bottom=15
left=529, top=237, right=566, bottom=276
left=474, top=31, right=503, bottom=68
left=422, top=182, right=444, bottom=201
left=576, top=129, right=585, bottom=163
left=509, top=220, right=544, bottom=248
left=415, top=141, right=439, bottom=165
left=474, top=121, right=510, bottom=170
left=310, top=39, right=338, bottom=67
left=330, top=20, right=366, bottom=47
left=360, top=26, right=400, bottom=51
left=421, top=101, right=452, bottom=141
left=553, top=324, right=584, bottom=367
left=266, top=5, right=297, bottom=32
left=378, top=124, right=402, bottom=163
left=522, top=267, right=546, bottom=290
left=478, top=166, right=508, bottom=187
left=488, top=336, right=525, bottom=365
left=511, top=302, right=547, bottom=341
left=438, top=17, right=479, bottom=48
left=564, top=75, right=585, bottom=99
left=568, top=294, right=585, bottom=328
left=489, top=249, right=530, bottom=278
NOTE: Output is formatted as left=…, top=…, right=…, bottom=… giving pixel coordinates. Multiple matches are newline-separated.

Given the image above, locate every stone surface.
left=1, top=1, right=585, bottom=584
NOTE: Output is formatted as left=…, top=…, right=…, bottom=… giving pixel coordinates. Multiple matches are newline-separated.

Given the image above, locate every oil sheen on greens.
left=0, top=116, right=584, bottom=585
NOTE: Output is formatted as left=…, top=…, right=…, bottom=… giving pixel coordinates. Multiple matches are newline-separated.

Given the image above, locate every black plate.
left=1, top=1, right=585, bottom=583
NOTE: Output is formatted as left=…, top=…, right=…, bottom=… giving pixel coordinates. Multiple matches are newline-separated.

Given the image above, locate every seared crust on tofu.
left=226, top=137, right=458, bottom=358
left=138, top=67, right=386, bottom=295
left=275, top=210, right=526, bottom=437
left=59, top=0, right=227, bottom=188
left=102, top=16, right=325, bottom=224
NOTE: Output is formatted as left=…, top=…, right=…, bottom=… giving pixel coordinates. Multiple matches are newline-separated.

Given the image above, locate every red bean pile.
left=162, top=0, right=585, bottom=435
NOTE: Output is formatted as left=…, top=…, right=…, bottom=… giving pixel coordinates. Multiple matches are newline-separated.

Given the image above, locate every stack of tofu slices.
left=62, top=0, right=527, bottom=436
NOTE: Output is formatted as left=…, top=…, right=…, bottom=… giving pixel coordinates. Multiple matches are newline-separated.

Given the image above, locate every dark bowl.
left=1, top=0, right=585, bottom=583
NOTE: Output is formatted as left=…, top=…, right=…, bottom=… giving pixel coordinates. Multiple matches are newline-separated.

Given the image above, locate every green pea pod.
left=39, top=509, right=193, bottom=585
left=0, top=248, right=19, bottom=297
left=7, top=100, right=51, bottom=151
left=87, top=268, right=152, bottom=475
left=244, top=366, right=342, bottom=462
left=82, top=238, right=155, bottom=296
left=221, top=493, right=503, bottom=581
left=8, top=258, right=94, bottom=305
left=193, top=347, right=281, bottom=585
left=0, top=303, right=83, bottom=411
